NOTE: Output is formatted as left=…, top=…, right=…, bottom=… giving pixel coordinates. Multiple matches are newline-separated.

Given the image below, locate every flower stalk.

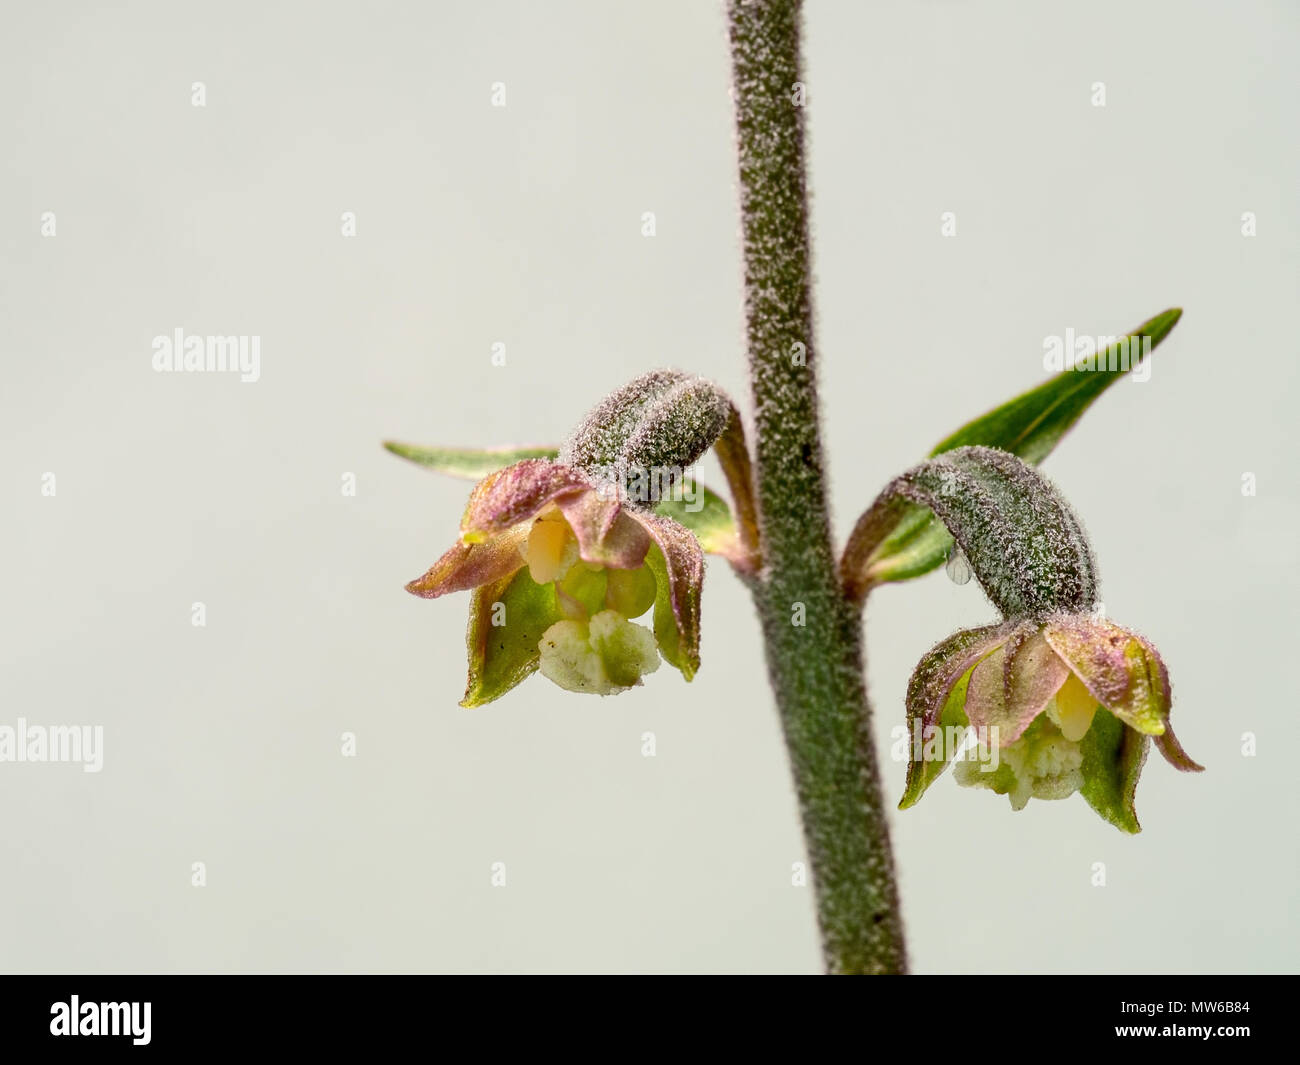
left=726, top=0, right=906, bottom=974
left=388, top=0, right=1194, bottom=977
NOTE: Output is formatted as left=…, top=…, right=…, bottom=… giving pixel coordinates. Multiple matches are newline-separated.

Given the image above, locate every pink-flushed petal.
left=904, top=620, right=1019, bottom=735
left=1043, top=614, right=1170, bottom=738
left=555, top=491, right=652, bottom=570
left=965, top=622, right=1070, bottom=746
left=405, top=525, right=527, bottom=599
left=460, top=459, right=591, bottom=540
left=633, top=511, right=704, bottom=675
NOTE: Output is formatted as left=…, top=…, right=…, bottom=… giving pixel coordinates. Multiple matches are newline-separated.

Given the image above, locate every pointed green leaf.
left=384, top=441, right=558, bottom=480
left=931, top=308, right=1182, bottom=461
left=848, top=309, right=1181, bottom=593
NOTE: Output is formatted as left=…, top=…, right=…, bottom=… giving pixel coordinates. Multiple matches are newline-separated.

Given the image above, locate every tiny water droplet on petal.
left=945, top=546, right=972, bottom=585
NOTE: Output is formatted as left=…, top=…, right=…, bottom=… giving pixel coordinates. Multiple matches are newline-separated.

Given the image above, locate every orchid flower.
left=393, top=371, right=759, bottom=706
left=844, top=445, right=1202, bottom=832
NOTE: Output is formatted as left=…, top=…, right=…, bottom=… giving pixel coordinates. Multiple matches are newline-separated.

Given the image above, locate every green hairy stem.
left=726, top=0, right=906, bottom=974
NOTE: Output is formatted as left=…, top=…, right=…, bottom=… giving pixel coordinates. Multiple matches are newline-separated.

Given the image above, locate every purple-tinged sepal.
left=898, top=620, right=1017, bottom=808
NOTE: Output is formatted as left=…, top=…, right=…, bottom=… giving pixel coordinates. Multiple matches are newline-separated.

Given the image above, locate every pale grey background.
left=2, top=0, right=1296, bottom=973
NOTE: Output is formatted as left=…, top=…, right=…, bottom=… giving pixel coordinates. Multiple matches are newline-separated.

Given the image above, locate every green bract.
left=843, top=309, right=1182, bottom=597
left=381, top=441, right=558, bottom=479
